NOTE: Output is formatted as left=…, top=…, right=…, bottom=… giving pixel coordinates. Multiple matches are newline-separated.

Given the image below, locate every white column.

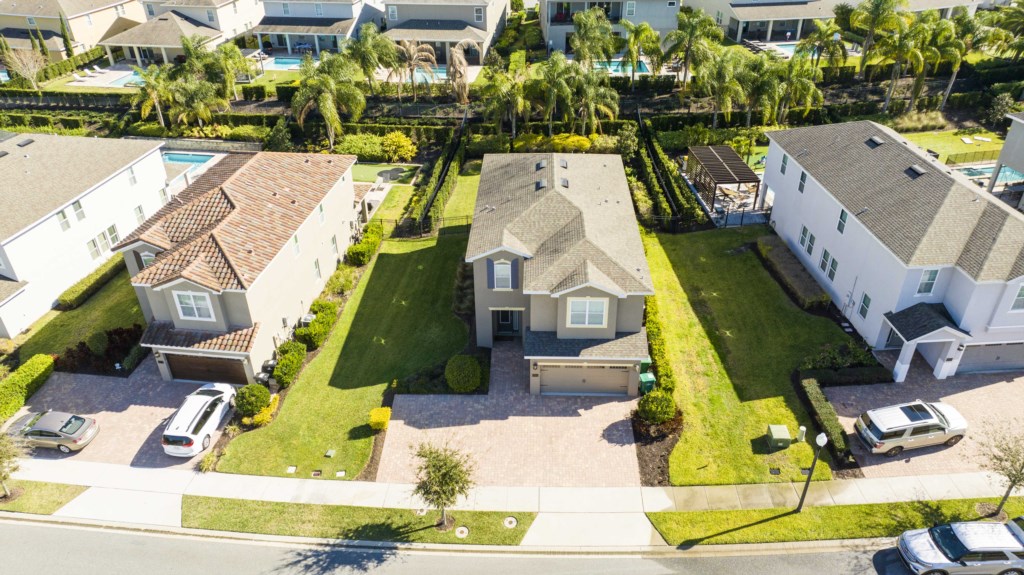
left=987, top=162, right=1003, bottom=194
left=735, top=22, right=743, bottom=43
left=285, top=34, right=292, bottom=54
left=160, top=47, right=168, bottom=63
left=765, top=20, right=773, bottom=43
left=132, top=46, right=143, bottom=66
left=105, top=45, right=114, bottom=66
left=314, top=35, right=320, bottom=55
left=894, top=341, right=916, bottom=383
left=795, top=19, right=804, bottom=41
left=933, top=341, right=961, bottom=380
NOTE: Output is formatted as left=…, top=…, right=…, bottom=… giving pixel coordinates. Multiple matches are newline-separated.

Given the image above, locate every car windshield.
left=929, top=404, right=949, bottom=427
left=930, top=525, right=968, bottom=561
left=193, top=390, right=222, bottom=397
left=59, top=416, right=86, bottom=435
left=860, top=414, right=885, bottom=439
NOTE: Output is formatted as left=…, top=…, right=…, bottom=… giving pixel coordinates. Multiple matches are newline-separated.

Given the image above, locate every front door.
left=495, top=310, right=520, bottom=337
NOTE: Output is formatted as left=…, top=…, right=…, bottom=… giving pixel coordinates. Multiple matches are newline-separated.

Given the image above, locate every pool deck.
left=65, top=64, right=136, bottom=88
left=374, top=65, right=482, bottom=84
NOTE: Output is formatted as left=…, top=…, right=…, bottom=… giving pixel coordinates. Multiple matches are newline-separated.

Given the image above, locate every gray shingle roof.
left=466, top=153, right=653, bottom=296
left=0, top=277, right=27, bottom=305
left=884, top=303, right=968, bottom=342
left=0, top=0, right=136, bottom=18
left=768, top=121, right=1024, bottom=282
left=100, top=10, right=221, bottom=48
left=384, top=19, right=487, bottom=43
left=523, top=329, right=649, bottom=360
left=728, top=0, right=974, bottom=23
left=253, top=16, right=355, bottom=36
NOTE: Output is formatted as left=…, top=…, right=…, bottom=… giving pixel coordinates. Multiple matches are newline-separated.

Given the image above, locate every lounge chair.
left=84, top=69, right=98, bottom=77
left=70, top=71, right=87, bottom=82
left=92, top=65, right=105, bottom=74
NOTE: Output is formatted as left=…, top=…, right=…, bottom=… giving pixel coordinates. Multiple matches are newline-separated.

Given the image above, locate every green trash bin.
left=639, top=372, right=656, bottom=394
left=639, top=358, right=652, bottom=373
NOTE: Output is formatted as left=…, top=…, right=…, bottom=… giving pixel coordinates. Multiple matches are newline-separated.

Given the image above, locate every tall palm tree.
left=775, top=54, right=823, bottom=120
left=908, top=12, right=960, bottom=112
left=941, top=9, right=1008, bottom=109
left=213, top=42, right=250, bottom=101
left=796, top=18, right=848, bottom=72
left=291, top=52, right=366, bottom=149
left=694, top=48, right=745, bottom=129
left=874, top=12, right=926, bottom=113
left=129, top=63, right=172, bottom=128
left=664, top=9, right=723, bottom=88
left=168, top=78, right=228, bottom=127
left=850, top=0, right=909, bottom=79
left=176, top=34, right=214, bottom=80
left=538, top=51, right=576, bottom=136
left=349, top=23, right=397, bottom=96
left=570, top=7, right=616, bottom=68
left=571, top=68, right=619, bottom=135
left=481, top=66, right=529, bottom=137
left=737, top=53, right=780, bottom=127
left=621, top=20, right=661, bottom=86
left=395, top=39, right=436, bottom=102
left=448, top=39, right=479, bottom=105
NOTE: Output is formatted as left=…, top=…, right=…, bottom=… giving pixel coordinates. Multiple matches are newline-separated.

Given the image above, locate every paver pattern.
left=826, top=352, right=1024, bottom=479
left=9, top=357, right=217, bottom=470
left=377, top=341, right=642, bottom=487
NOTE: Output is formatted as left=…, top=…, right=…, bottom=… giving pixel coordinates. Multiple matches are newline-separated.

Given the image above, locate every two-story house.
left=539, top=0, right=680, bottom=54
left=382, top=0, right=509, bottom=64
left=0, top=131, right=167, bottom=339
left=253, top=0, right=380, bottom=56
left=0, top=0, right=144, bottom=60
left=466, top=153, right=653, bottom=396
left=114, top=152, right=357, bottom=385
left=763, top=121, right=1024, bottom=383
left=987, top=112, right=1024, bottom=205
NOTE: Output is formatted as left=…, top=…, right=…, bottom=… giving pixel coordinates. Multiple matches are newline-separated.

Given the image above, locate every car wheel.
left=884, top=446, right=904, bottom=458
left=921, top=571, right=948, bottom=575
left=58, top=444, right=72, bottom=454
left=945, top=435, right=963, bottom=447
left=998, top=570, right=1024, bottom=575
left=202, top=435, right=211, bottom=450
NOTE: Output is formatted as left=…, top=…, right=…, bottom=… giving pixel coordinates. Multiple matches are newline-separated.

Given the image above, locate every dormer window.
left=140, top=252, right=156, bottom=267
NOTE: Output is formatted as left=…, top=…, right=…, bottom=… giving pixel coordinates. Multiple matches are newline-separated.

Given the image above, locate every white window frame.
left=493, top=260, right=512, bottom=290
left=331, top=235, right=338, bottom=256
left=315, top=2, right=323, bottom=16
left=292, top=234, right=300, bottom=255
left=140, top=251, right=156, bottom=267
left=72, top=200, right=85, bottom=221
left=474, top=6, right=484, bottom=22
left=87, top=239, right=100, bottom=260
left=115, top=4, right=125, bottom=15
left=837, top=209, right=847, bottom=234
left=827, top=256, right=838, bottom=281
left=128, top=166, right=137, bottom=185
left=799, top=225, right=808, bottom=247
left=798, top=171, right=807, bottom=193
left=57, top=210, right=71, bottom=231
left=173, top=291, right=215, bottom=322
left=318, top=203, right=325, bottom=224
left=282, top=2, right=290, bottom=14
left=625, top=1, right=636, bottom=16
left=917, top=269, right=938, bottom=295
left=106, top=224, right=120, bottom=245
left=314, top=258, right=322, bottom=280
left=805, top=233, right=815, bottom=256
left=134, top=205, right=146, bottom=225
left=96, top=230, right=111, bottom=253
left=207, top=9, right=215, bottom=21
left=146, top=3, right=155, bottom=16
left=388, top=5, right=397, bottom=20
left=819, top=248, right=830, bottom=273
left=567, top=297, right=608, bottom=328
left=781, top=154, right=788, bottom=175
left=1012, top=286, right=1024, bottom=311
left=859, top=293, right=871, bottom=319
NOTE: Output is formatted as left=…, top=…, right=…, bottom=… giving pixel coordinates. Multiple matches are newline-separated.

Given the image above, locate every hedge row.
left=798, top=377, right=855, bottom=467
left=644, top=293, right=676, bottom=394
left=428, top=140, right=466, bottom=223
left=345, top=223, right=383, bottom=266
left=608, top=74, right=677, bottom=94
left=406, top=131, right=459, bottom=220
left=755, top=235, right=830, bottom=310
left=645, top=122, right=707, bottom=225
left=656, top=125, right=766, bottom=154
left=0, top=355, right=55, bottom=422
left=56, top=257, right=125, bottom=310
left=272, top=340, right=307, bottom=388
left=0, top=112, right=89, bottom=129
left=634, top=143, right=673, bottom=221
left=294, top=299, right=339, bottom=350
left=799, top=366, right=893, bottom=386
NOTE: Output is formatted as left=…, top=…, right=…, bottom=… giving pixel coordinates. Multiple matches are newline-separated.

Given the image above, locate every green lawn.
left=444, top=160, right=481, bottom=219
left=182, top=496, right=534, bottom=545
left=901, top=129, right=1005, bottom=163
left=644, top=227, right=852, bottom=485
left=0, top=480, right=87, bottom=515
left=353, top=163, right=419, bottom=184
left=14, top=268, right=143, bottom=358
left=650, top=497, right=1024, bottom=546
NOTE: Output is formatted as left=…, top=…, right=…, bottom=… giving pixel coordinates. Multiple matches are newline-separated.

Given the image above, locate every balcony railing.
left=549, top=2, right=622, bottom=24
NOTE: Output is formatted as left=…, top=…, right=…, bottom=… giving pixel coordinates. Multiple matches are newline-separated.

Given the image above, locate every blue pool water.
left=773, top=42, right=799, bottom=57
left=594, top=60, right=650, bottom=74
left=958, top=164, right=1024, bottom=184
left=413, top=65, right=448, bottom=83
left=108, top=71, right=142, bottom=87
left=0, top=70, right=9, bottom=83
left=163, top=152, right=215, bottom=166
left=265, top=57, right=313, bottom=70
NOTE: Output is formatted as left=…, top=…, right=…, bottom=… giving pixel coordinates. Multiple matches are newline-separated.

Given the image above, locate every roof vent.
left=866, top=135, right=884, bottom=149
left=304, top=158, right=310, bottom=164
left=0, top=151, right=7, bottom=159
left=536, top=159, right=547, bottom=171
left=536, top=178, right=547, bottom=191
left=16, top=138, right=33, bottom=147
left=559, top=159, right=568, bottom=169
left=290, top=199, right=297, bottom=205
left=908, top=164, right=927, bottom=178
left=559, top=177, right=569, bottom=188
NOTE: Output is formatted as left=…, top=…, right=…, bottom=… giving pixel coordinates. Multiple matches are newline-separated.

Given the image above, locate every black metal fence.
left=377, top=216, right=472, bottom=238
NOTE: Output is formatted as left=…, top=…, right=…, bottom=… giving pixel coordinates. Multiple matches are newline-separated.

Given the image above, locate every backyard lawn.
left=644, top=227, right=851, bottom=485
left=353, top=163, right=419, bottom=184
left=902, top=129, right=1005, bottom=163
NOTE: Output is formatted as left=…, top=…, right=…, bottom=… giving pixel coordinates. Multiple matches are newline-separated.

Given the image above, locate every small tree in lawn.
left=413, top=443, right=474, bottom=529
left=0, top=433, right=27, bottom=499
left=977, top=421, right=1024, bottom=517
left=381, top=131, right=417, bottom=163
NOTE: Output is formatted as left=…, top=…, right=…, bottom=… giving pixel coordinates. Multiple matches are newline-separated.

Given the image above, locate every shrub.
left=295, top=299, right=339, bottom=350
left=0, top=354, right=54, bottom=422
left=226, top=124, right=270, bottom=142
left=369, top=406, right=391, bottom=431
left=264, top=117, right=293, bottom=151
left=126, top=121, right=169, bottom=137
left=121, top=345, right=148, bottom=373
left=272, top=341, right=307, bottom=388
left=467, top=133, right=509, bottom=158
left=799, top=378, right=853, bottom=465
left=324, top=264, right=357, bottom=296
left=637, top=389, right=676, bottom=424
left=30, top=114, right=52, bottom=127
left=800, top=343, right=877, bottom=371
left=199, top=451, right=218, bottom=473
left=244, top=394, right=279, bottom=427
left=799, top=366, right=893, bottom=386
left=588, top=134, right=618, bottom=154
left=235, top=383, right=271, bottom=417
left=241, top=84, right=268, bottom=100
left=56, top=257, right=125, bottom=310
left=59, top=116, right=84, bottom=129
left=335, top=133, right=386, bottom=161
left=380, top=131, right=417, bottom=162
left=644, top=295, right=676, bottom=394
left=756, top=235, right=830, bottom=310
left=275, top=82, right=300, bottom=105
left=345, top=225, right=383, bottom=266
left=445, top=355, right=481, bottom=393
left=888, top=111, right=947, bottom=133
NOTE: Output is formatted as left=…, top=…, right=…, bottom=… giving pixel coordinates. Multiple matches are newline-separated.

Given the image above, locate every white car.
left=854, top=400, right=967, bottom=458
left=161, top=383, right=236, bottom=457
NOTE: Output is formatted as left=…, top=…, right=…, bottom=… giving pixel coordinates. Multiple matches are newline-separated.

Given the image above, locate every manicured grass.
left=443, top=160, right=481, bottom=219
left=902, top=129, right=1004, bottom=163
left=244, top=70, right=301, bottom=88
left=644, top=227, right=851, bottom=485
left=0, top=480, right=87, bottom=515
left=42, top=75, right=134, bottom=93
left=14, top=268, right=143, bottom=358
left=371, top=184, right=415, bottom=236
left=182, top=496, right=534, bottom=545
left=353, top=163, right=419, bottom=184
left=650, top=497, right=1024, bottom=546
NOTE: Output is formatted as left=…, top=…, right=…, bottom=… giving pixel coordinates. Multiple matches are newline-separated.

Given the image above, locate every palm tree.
left=395, top=39, right=436, bottom=102
left=213, top=42, right=250, bottom=101
left=874, top=12, right=926, bottom=113
left=129, top=63, right=172, bottom=128
left=291, top=52, right=366, bottom=149
left=621, top=20, right=661, bottom=86
left=168, top=78, right=228, bottom=127
left=664, top=9, right=723, bottom=88
left=941, top=9, right=1008, bottom=109
left=538, top=51, right=576, bottom=136
left=909, top=13, right=960, bottom=112
left=349, top=23, right=397, bottom=96
left=850, top=0, right=909, bottom=79
left=737, top=53, right=780, bottom=127
left=176, top=34, right=213, bottom=80
left=570, top=7, right=616, bottom=68
left=695, top=48, right=744, bottom=129
left=775, top=54, right=823, bottom=120
left=571, top=68, right=619, bottom=135
left=448, top=39, right=479, bottom=105
left=796, top=18, right=848, bottom=72
left=481, top=66, right=529, bottom=138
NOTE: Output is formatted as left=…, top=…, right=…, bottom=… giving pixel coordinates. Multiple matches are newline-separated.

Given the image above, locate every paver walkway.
left=377, top=341, right=641, bottom=487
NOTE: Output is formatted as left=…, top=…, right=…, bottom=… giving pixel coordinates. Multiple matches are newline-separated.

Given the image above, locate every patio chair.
left=92, top=65, right=105, bottom=74
left=84, top=69, right=98, bottom=77
left=70, top=71, right=87, bottom=82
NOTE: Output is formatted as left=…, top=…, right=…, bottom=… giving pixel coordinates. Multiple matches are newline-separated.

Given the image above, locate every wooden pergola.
left=686, top=146, right=762, bottom=212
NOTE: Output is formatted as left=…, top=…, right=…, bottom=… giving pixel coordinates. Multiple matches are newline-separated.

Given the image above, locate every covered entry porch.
left=252, top=16, right=355, bottom=55
left=883, top=303, right=970, bottom=383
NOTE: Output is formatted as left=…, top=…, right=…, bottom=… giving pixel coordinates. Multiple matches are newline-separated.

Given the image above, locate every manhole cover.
left=503, top=516, right=518, bottom=529
left=311, top=470, right=322, bottom=477
left=769, top=468, right=781, bottom=476
left=800, top=468, right=811, bottom=476
left=286, top=466, right=297, bottom=474
left=455, top=526, right=469, bottom=539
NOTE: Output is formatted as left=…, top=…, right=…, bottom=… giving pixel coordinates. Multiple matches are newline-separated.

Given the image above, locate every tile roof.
left=100, top=10, right=221, bottom=48
left=467, top=153, right=653, bottom=296
left=884, top=303, right=968, bottom=342
left=120, top=152, right=356, bottom=292
left=768, top=121, right=1024, bottom=282
left=141, top=321, right=259, bottom=353
left=523, top=329, right=650, bottom=360
left=353, top=183, right=372, bottom=203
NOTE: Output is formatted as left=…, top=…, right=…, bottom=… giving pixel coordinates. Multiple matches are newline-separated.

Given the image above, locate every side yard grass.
left=902, top=129, right=1005, bottom=163
left=644, top=227, right=852, bottom=485
left=353, top=163, right=419, bottom=184
left=182, top=496, right=534, bottom=545
left=0, top=480, right=87, bottom=515
left=650, top=497, right=1024, bottom=546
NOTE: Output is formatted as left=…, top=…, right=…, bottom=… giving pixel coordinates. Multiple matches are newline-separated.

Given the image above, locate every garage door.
left=538, top=364, right=629, bottom=396
left=166, top=354, right=248, bottom=385
left=959, top=343, right=1024, bottom=373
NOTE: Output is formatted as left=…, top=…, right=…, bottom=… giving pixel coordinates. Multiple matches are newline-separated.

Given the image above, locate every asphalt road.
left=1, top=521, right=915, bottom=575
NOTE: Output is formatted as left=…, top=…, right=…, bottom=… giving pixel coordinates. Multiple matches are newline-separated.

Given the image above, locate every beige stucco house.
left=466, top=153, right=653, bottom=396
left=114, top=152, right=358, bottom=385
left=382, top=0, right=509, bottom=64
left=0, top=0, right=144, bottom=60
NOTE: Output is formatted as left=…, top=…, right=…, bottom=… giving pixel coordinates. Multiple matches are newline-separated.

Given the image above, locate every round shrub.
left=235, top=383, right=270, bottom=417
left=637, top=389, right=677, bottom=425
left=445, top=355, right=481, bottom=393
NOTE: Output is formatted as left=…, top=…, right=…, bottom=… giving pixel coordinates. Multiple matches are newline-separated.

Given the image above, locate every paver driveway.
left=8, top=357, right=221, bottom=470
left=826, top=352, right=1024, bottom=479
left=377, top=341, right=642, bottom=487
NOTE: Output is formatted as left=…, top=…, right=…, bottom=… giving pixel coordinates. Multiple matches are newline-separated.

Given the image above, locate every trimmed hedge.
left=798, top=377, right=854, bottom=467
left=56, top=257, right=125, bottom=310
left=466, top=133, right=509, bottom=158
left=272, top=340, right=307, bottom=388
left=369, top=406, right=391, bottom=431
left=637, top=389, right=677, bottom=424
left=756, top=235, right=830, bottom=310
left=240, top=84, right=268, bottom=101
left=345, top=224, right=383, bottom=266
left=634, top=144, right=672, bottom=221
left=0, top=354, right=55, bottom=422
left=644, top=293, right=676, bottom=394
left=294, top=299, right=339, bottom=350
left=645, top=121, right=707, bottom=225
left=799, top=366, right=893, bottom=387
left=445, top=355, right=481, bottom=393
left=274, top=82, right=301, bottom=105
left=235, top=383, right=271, bottom=417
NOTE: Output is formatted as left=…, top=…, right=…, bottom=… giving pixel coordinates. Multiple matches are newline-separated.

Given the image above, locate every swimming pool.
left=107, top=71, right=142, bottom=87
left=413, top=66, right=448, bottom=82
left=773, top=42, right=799, bottom=57
left=265, top=57, right=314, bottom=70
left=594, top=60, right=650, bottom=74
left=0, top=70, right=8, bottom=83
left=163, top=152, right=215, bottom=166
left=958, top=164, right=1024, bottom=184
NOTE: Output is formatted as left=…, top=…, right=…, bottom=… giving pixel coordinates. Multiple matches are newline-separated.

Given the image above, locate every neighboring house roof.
left=253, top=16, right=355, bottom=36
left=466, top=153, right=653, bottom=296
left=727, top=0, right=976, bottom=22
left=0, top=0, right=134, bottom=18
left=0, top=277, right=28, bottom=305
left=353, top=183, right=372, bottom=204
left=884, top=303, right=968, bottom=342
left=768, top=121, right=1024, bottom=282
left=523, top=329, right=650, bottom=360
left=0, top=26, right=65, bottom=52
left=384, top=19, right=487, bottom=43
left=99, top=10, right=220, bottom=48
left=141, top=321, right=259, bottom=353
left=387, top=0, right=489, bottom=5
left=0, top=131, right=161, bottom=242
left=158, top=0, right=230, bottom=8
left=119, top=152, right=356, bottom=292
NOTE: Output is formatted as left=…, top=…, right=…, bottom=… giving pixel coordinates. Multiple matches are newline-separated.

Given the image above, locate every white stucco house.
left=539, top=0, right=680, bottom=53
left=763, top=121, right=1024, bottom=383
left=254, top=0, right=383, bottom=56
left=0, top=131, right=168, bottom=339
left=987, top=111, right=1024, bottom=203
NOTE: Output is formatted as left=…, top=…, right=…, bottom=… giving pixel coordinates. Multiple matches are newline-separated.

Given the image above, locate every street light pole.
left=796, top=432, right=828, bottom=513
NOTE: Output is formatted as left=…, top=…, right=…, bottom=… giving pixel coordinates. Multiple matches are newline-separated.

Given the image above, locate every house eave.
left=465, top=246, right=533, bottom=263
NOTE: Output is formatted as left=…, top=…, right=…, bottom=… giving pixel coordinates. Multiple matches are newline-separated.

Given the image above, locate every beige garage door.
left=539, top=364, right=629, bottom=396
left=959, top=343, right=1024, bottom=373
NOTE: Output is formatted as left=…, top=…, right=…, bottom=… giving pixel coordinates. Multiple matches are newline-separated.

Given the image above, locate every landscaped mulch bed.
left=632, top=412, right=683, bottom=486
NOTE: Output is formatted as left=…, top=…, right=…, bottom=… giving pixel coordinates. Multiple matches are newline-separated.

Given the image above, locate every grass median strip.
left=182, top=496, right=534, bottom=545
left=649, top=497, right=1024, bottom=546
left=0, top=480, right=87, bottom=515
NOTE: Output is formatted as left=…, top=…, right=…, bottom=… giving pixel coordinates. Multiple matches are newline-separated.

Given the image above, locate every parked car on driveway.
left=8, top=411, right=100, bottom=453
left=855, top=400, right=967, bottom=458
left=161, top=383, right=236, bottom=458
left=898, top=516, right=1024, bottom=574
